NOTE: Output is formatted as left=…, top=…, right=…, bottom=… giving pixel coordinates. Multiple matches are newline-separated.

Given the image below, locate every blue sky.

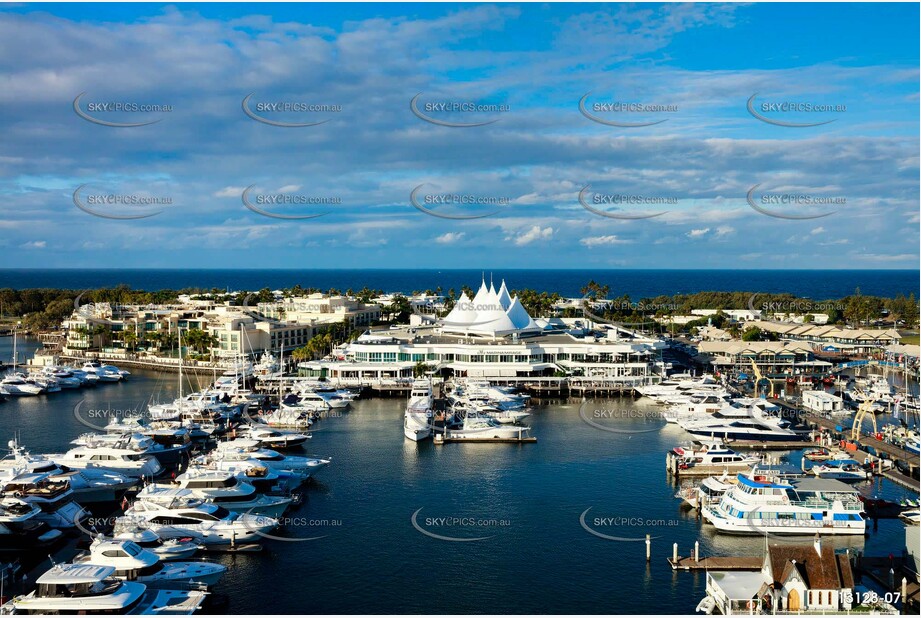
left=1, top=2, right=918, bottom=269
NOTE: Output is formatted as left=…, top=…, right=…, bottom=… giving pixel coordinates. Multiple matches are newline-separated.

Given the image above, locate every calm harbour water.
left=0, top=348, right=915, bottom=614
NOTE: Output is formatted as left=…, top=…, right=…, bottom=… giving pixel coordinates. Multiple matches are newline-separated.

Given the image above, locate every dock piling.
left=694, top=541, right=699, bottom=563
left=646, top=534, right=651, bottom=563
left=672, top=543, right=678, bottom=563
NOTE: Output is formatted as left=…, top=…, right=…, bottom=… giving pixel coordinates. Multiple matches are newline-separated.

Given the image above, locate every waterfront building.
left=696, top=340, right=832, bottom=375
left=743, top=321, right=902, bottom=354
left=298, top=279, right=664, bottom=384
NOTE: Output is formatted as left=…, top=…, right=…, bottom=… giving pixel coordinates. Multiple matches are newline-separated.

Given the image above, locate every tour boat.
left=702, top=469, right=866, bottom=535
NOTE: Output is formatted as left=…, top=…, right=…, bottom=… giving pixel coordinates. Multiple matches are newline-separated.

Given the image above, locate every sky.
left=0, top=2, right=918, bottom=269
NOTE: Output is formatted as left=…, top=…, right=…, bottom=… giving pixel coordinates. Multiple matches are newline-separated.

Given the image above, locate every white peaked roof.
left=506, top=296, right=539, bottom=331
left=442, top=280, right=542, bottom=337
left=471, top=281, right=491, bottom=308
left=497, top=280, right=512, bottom=311
left=443, top=291, right=477, bottom=327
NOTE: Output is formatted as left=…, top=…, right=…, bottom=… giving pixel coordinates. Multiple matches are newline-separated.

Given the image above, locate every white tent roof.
left=497, top=280, right=512, bottom=311
left=442, top=280, right=542, bottom=337
left=443, top=291, right=477, bottom=327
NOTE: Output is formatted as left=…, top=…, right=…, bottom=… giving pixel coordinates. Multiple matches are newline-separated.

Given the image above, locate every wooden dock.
left=668, top=556, right=762, bottom=571
left=434, top=434, right=536, bottom=445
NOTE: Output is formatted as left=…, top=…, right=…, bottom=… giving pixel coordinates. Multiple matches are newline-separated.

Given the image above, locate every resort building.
left=60, top=293, right=382, bottom=359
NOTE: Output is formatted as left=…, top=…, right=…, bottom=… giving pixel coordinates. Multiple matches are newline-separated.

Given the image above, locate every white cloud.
left=714, top=226, right=735, bottom=238
left=686, top=227, right=710, bottom=238
left=20, top=240, right=46, bottom=249
left=277, top=185, right=301, bottom=193
left=810, top=226, right=825, bottom=235
left=435, top=232, right=465, bottom=244
left=579, top=235, right=629, bottom=248
left=508, top=225, right=553, bottom=246
left=214, top=186, right=245, bottom=198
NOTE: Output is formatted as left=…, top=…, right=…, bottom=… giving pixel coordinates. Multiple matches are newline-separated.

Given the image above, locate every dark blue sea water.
left=0, top=350, right=915, bottom=614
left=0, top=269, right=918, bottom=298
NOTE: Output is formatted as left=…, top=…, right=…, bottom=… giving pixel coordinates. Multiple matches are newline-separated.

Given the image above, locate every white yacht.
left=0, top=374, right=44, bottom=396
left=444, top=412, right=532, bottom=441
left=0, top=497, right=63, bottom=552
left=662, top=393, right=731, bottom=423
left=50, top=443, right=163, bottom=479
left=77, top=538, right=225, bottom=588
left=806, top=458, right=871, bottom=483
left=702, top=469, right=866, bottom=535
left=191, top=457, right=303, bottom=495
left=3, top=564, right=207, bottom=615
left=676, top=474, right=737, bottom=509
left=0, top=470, right=89, bottom=530
left=678, top=400, right=808, bottom=442
left=404, top=378, right=434, bottom=441
left=123, top=489, right=277, bottom=546
left=202, top=440, right=329, bottom=480
left=144, top=470, right=292, bottom=517
left=81, top=361, right=124, bottom=382
left=253, top=407, right=313, bottom=429
left=668, top=439, right=761, bottom=472
left=112, top=525, right=202, bottom=561
left=73, top=430, right=191, bottom=467
left=0, top=439, right=136, bottom=504
left=38, top=366, right=83, bottom=389
left=231, top=425, right=310, bottom=450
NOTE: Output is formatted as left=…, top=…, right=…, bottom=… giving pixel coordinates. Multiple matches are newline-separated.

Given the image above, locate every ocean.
left=0, top=269, right=918, bottom=299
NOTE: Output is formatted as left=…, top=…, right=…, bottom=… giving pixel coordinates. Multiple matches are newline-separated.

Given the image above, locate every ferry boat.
left=1, top=563, right=207, bottom=615
left=404, top=378, right=433, bottom=441
left=702, top=469, right=866, bottom=535
left=76, top=538, right=226, bottom=588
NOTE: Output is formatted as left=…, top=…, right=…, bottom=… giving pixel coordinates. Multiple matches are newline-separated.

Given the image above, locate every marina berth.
left=1, top=563, right=207, bottom=615
left=702, top=469, right=866, bottom=536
